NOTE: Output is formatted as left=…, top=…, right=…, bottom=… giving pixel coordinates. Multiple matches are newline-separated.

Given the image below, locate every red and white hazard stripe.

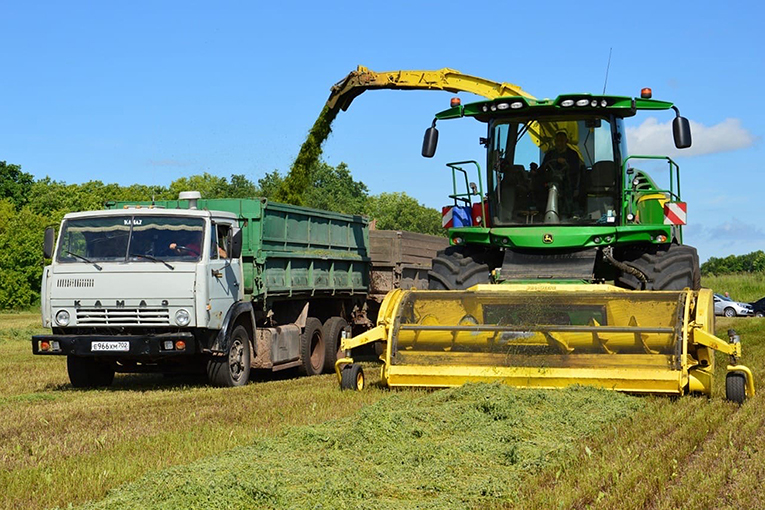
left=442, top=206, right=454, bottom=229
left=664, top=202, right=687, bottom=225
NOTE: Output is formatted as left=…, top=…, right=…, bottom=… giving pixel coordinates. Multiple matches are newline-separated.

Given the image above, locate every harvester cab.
left=425, top=91, right=697, bottom=290
left=336, top=88, right=755, bottom=403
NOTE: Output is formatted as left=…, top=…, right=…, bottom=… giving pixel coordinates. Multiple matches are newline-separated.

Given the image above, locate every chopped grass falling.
left=83, top=384, right=643, bottom=509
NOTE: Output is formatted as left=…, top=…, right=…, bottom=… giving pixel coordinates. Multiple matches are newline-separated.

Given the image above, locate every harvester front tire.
left=67, top=355, right=115, bottom=388
left=726, top=371, right=747, bottom=404
left=322, top=317, right=348, bottom=374
left=428, top=246, right=495, bottom=290
left=340, top=364, right=365, bottom=391
left=616, top=243, right=700, bottom=291
left=299, top=318, right=325, bottom=376
left=207, top=325, right=251, bottom=387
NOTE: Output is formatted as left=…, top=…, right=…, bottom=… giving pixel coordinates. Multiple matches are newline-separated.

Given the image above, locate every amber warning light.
left=450, top=97, right=461, bottom=107
left=640, top=88, right=652, bottom=99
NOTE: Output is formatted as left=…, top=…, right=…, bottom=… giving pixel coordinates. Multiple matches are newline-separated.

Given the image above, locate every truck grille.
left=76, top=308, right=171, bottom=326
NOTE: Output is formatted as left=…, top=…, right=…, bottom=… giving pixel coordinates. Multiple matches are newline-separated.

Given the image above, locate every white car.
left=713, top=294, right=753, bottom=317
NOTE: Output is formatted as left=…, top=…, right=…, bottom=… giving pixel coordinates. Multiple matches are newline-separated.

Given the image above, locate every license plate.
left=91, top=341, right=130, bottom=352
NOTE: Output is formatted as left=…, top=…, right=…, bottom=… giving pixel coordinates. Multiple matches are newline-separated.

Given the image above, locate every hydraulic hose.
left=603, top=246, right=649, bottom=286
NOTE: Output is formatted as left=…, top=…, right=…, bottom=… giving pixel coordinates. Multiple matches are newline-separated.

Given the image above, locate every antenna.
left=602, top=47, right=613, bottom=94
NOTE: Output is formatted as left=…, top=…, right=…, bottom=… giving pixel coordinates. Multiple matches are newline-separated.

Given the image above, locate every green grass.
left=2, top=275, right=765, bottom=509
left=702, top=273, right=765, bottom=302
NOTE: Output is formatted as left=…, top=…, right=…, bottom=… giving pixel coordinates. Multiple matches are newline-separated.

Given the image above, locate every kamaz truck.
left=32, top=192, right=446, bottom=388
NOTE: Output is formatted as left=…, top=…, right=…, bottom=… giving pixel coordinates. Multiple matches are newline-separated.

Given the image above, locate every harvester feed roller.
left=336, top=285, right=754, bottom=402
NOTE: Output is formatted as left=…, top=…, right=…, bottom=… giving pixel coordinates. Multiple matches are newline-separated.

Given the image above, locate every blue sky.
left=3, top=1, right=763, bottom=262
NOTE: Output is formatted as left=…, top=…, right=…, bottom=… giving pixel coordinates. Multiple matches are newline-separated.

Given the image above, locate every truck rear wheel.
left=322, top=317, right=348, bottom=374
left=299, top=317, right=325, bottom=376
left=207, top=325, right=251, bottom=387
left=428, top=246, right=495, bottom=290
left=67, top=355, right=115, bottom=388
left=616, top=243, right=700, bottom=291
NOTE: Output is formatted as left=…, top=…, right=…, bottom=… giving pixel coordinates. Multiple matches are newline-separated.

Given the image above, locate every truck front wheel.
left=207, top=325, right=251, bottom=387
left=67, top=355, right=115, bottom=388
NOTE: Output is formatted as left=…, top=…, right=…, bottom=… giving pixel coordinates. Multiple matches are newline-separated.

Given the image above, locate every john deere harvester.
left=336, top=86, right=754, bottom=402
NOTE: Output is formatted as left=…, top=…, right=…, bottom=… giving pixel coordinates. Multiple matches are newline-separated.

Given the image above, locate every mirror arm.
left=671, top=105, right=681, bottom=117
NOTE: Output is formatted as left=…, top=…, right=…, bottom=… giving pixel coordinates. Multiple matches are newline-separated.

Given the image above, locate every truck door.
left=207, top=221, right=241, bottom=329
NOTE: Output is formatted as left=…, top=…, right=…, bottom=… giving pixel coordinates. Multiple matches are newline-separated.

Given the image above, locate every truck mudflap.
left=32, top=332, right=196, bottom=357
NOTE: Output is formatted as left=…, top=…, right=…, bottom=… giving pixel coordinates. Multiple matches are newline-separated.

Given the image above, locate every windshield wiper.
left=129, top=253, right=175, bottom=270
left=64, top=250, right=103, bottom=271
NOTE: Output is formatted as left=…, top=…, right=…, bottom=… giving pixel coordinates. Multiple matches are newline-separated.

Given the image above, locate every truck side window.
left=217, top=225, right=231, bottom=259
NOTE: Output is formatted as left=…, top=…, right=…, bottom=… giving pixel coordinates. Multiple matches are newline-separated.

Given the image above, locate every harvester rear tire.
left=726, top=371, right=747, bottom=404
left=428, top=246, right=496, bottom=290
left=299, top=318, right=325, bottom=376
left=67, top=355, right=115, bottom=388
left=322, top=316, right=348, bottom=374
left=340, top=364, right=365, bottom=391
left=615, top=243, right=700, bottom=291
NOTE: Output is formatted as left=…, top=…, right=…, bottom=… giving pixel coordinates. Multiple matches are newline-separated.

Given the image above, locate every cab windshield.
left=56, top=216, right=206, bottom=263
left=489, top=115, right=619, bottom=226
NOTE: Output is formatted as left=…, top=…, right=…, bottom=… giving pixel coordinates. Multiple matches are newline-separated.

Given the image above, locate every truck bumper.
left=31, top=332, right=197, bottom=358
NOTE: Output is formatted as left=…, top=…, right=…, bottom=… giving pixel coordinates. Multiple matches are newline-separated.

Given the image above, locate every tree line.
left=0, top=160, right=443, bottom=310
left=700, top=250, right=765, bottom=276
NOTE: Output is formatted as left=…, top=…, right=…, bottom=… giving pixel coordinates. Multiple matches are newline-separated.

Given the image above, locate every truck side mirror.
left=43, top=227, right=55, bottom=259
left=673, top=116, right=692, bottom=149
left=229, top=229, right=243, bottom=259
left=422, top=125, right=439, bottom=158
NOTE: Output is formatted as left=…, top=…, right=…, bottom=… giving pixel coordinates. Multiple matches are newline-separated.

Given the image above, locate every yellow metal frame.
left=336, top=284, right=755, bottom=398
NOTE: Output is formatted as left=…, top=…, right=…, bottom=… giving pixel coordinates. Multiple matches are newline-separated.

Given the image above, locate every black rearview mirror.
left=43, top=227, right=55, bottom=259
left=673, top=116, right=692, bottom=149
left=422, top=125, right=439, bottom=158
left=229, top=229, right=243, bottom=259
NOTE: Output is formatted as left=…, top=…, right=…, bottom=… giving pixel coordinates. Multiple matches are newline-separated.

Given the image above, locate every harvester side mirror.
left=422, top=125, right=439, bottom=158
left=43, top=227, right=55, bottom=259
left=229, top=229, right=243, bottom=259
left=673, top=116, right=692, bottom=149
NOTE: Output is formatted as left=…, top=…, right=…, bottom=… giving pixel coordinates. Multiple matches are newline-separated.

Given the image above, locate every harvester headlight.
left=496, top=102, right=510, bottom=110
left=482, top=105, right=489, bottom=112
left=593, top=237, right=602, bottom=244
left=510, top=101, right=524, bottom=109
left=175, top=309, right=191, bottom=326
left=627, top=213, right=635, bottom=221
left=490, top=104, right=497, bottom=112
left=576, top=99, right=590, bottom=106
left=55, top=309, right=70, bottom=326
left=600, top=99, right=608, bottom=107
left=561, top=99, right=574, bottom=107
left=591, top=100, right=598, bottom=107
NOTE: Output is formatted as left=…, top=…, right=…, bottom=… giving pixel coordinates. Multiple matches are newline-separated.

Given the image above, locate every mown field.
left=1, top=275, right=763, bottom=509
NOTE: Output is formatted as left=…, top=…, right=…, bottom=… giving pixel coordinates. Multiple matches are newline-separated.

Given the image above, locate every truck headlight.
left=175, top=309, right=191, bottom=326
left=55, top=309, right=70, bottom=326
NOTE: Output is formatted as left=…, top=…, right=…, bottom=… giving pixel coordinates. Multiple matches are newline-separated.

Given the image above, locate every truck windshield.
left=489, top=115, right=618, bottom=226
left=56, top=216, right=206, bottom=263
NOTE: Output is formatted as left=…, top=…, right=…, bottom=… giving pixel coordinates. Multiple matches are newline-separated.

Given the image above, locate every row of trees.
left=700, top=251, right=765, bottom=276
left=0, top=160, right=443, bottom=310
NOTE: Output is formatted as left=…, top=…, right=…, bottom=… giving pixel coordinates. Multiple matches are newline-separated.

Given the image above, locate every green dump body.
left=107, top=198, right=370, bottom=306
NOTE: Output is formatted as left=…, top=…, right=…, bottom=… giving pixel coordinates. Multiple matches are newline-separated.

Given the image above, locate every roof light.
left=496, top=102, right=510, bottom=110
left=600, top=99, right=608, bottom=107
left=450, top=97, right=461, bottom=107
left=482, top=105, right=488, bottom=112
left=591, top=100, right=598, bottom=107
left=561, top=99, right=574, bottom=107
left=641, top=88, right=652, bottom=99
left=576, top=99, right=589, bottom=106
left=510, top=101, right=524, bottom=109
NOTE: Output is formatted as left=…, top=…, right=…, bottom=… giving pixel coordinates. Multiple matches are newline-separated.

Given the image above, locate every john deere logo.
left=543, top=233, right=554, bottom=244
